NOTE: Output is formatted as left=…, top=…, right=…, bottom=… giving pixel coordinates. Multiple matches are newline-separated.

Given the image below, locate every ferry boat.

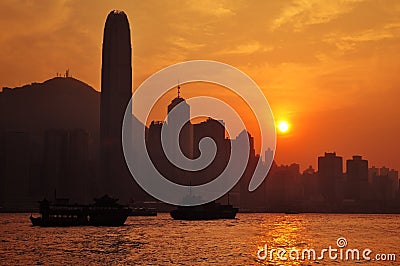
left=170, top=201, right=238, bottom=220
left=30, top=195, right=131, bottom=227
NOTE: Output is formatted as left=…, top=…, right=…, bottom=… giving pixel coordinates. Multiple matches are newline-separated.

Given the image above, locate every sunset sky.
left=1, top=0, right=399, bottom=171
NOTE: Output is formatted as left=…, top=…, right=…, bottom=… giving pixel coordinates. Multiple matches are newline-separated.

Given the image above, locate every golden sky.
left=1, top=0, right=399, bottom=171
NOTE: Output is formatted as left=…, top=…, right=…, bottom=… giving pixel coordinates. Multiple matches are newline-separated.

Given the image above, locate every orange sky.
left=0, top=0, right=399, bottom=171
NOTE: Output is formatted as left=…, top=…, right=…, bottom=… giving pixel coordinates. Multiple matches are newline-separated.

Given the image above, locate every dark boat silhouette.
left=284, top=210, right=300, bottom=214
left=170, top=201, right=238, bottom=220
left=127, top=199, right=157, bottom=216
left=128, top=207, right=157, bottom=216
left=30, top=195, right=130, bottom=227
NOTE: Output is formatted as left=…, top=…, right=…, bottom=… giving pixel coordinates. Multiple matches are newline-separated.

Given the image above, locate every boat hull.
left=30, top=195, right=130, bottom=227
left=170, top=203, right=238, bottom=220
left=128, top=208, right=157, bottom=216
left=30, top=216, right=89, bottom=227
left=88, top=213, right=128, bottom=226
left=30, top=214, right=128, bottom=227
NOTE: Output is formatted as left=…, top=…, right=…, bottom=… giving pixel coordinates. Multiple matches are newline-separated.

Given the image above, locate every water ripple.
left=0, top=213, right=399, bottom=265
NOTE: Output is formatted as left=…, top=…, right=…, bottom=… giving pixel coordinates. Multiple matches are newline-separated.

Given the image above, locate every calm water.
left=0, top=213, right=399, bottom=265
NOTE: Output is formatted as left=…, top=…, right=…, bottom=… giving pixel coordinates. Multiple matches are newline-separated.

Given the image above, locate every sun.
left=277, top=120, right=290, bottom=134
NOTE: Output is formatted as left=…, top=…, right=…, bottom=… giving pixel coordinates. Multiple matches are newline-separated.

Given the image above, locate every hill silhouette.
left=0, top=77, right=99, bottom=135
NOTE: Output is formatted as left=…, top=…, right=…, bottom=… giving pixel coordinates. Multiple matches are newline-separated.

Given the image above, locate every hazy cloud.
left=270, top=0, right=362, bottom=31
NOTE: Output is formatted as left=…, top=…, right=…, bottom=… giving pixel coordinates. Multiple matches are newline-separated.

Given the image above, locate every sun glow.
left=277, top=120, right=290, bottom=134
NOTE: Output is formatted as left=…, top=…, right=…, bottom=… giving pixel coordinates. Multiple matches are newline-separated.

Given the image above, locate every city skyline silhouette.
left=0, top=1, right=399, bottom=173
left=0, top=73, right=399, bottom=212
left=0, top=6, right=399, bottom=214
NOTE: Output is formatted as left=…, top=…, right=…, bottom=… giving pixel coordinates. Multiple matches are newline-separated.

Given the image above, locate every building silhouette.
left=193, top=117, right=229, bottom=185
left=264, top=148, right=273, bottom=165
left=142, top=87, right=400, bottom=212
left=264, top=162, right=303, bottom=211
left=318, top=152, right=343, bottom=202
left=146, top=86, right=267, bottom=208
left=165, top=86, right=193, bottom=184
left=0, top=76, right=100, bottom=211
left=100, top=10, right=133, bottom=202
left=146, top=87, right=231, bottom=187
left=346, top=155, right=369, bottom=200
left=369, top=166, right=399, bottom=202
left=42, top=129, right=91, bottom=203
left=0, top=132, right=31, bottom=210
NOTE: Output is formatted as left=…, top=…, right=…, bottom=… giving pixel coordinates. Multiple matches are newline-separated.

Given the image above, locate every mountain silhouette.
left=0, top=77, right=99, bottom=135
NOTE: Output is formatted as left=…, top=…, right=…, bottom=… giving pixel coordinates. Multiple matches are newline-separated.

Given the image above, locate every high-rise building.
left=42, top=129, right=69, bottom=200
left=264, top=148, right=273, bottom=166
left=100, top=10, right=133, bottom=202
left=318, top=152, right=343, bottom=202
left=347, top=155, right=368, bottom=181
left=380, top=166, right=389, bottom=176
left=42, top=129, right=90, bottom=203
left=0, top=131, right=32, bottom=211
left=166, top=85, right=193, bottom=160
left=369, top=166, right=379, bottom=183
left=346, top=155, right=369, bottom=200
left=193, top=117, right=229, bottom=185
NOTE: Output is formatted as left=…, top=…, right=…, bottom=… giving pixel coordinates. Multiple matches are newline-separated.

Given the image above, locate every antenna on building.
left=177, top=80, right=181, bottom=98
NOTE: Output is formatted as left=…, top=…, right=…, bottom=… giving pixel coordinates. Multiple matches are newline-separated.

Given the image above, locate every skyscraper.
left=166, top=85, right=193, bottom=160
left=346, top=155, right=369, bottom=200
left=100, top=10, right=133, bottom=201
left=318, top=152, right=343, bottom=202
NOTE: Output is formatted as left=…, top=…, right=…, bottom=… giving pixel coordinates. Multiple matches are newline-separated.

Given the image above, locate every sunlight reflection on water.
left=0, top=213, right=399, bottom=265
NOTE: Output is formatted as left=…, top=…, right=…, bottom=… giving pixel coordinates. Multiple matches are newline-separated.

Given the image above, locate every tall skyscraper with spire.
left=100, top=10, right=133, bottom=201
